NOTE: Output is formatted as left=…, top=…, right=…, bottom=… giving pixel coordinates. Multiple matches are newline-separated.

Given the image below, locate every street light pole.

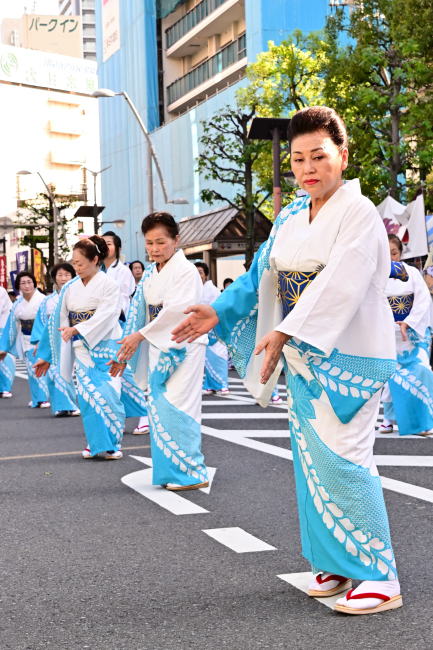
left=92, top=89, right=189, bottom=212
left=81, top=166, right=112, bottom=234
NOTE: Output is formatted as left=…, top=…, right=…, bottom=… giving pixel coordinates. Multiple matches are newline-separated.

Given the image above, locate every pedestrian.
left=130, top=260, right=145, bottom=287
left=102, top=231, right=136, bottom=319
left=8, top=291, right=17, bottom=303
left=109, top=211, right=209, bottom=490
left=31, top=263, right=80, bottom=417
left=33, top=236, right=125, bottom=460
left=0, top=286, right=15, bottom=398
left=223, top=278, right=233, bottom=290
left=172, top=106, right=402, bottom=614
left=380, top=234, right=433, bottom=436
left=102, top=234, right=149, bottom=435
left=195, top=262, right=229, bottom=396
left=0, top=271, right=49, bottom=408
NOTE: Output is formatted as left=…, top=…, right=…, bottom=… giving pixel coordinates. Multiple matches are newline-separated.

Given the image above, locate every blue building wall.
left=95, top=0, right=330, bottom=261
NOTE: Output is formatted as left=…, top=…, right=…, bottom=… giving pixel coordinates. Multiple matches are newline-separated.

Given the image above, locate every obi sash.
left=388, top=294, right=414, bottom=322
left=149, top=304, right=163, bottom=322
left=68, top=309, right=96, bottom=342
left=279, top=271, right=318, bottom=319
left=20, top=319, right=34, bottom=335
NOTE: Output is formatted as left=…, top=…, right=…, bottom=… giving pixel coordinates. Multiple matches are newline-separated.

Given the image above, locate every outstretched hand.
left=254, top=331, right=291, bottom=384
left=116, top=331, right=145, bottom=362
left=59, top=326, right=78, bottom=343
left=0, top=351, right=6, bottom=362
left=171, top=304, right=219, bottom=343
left=33, top=359, right=50, bottom=377
left=106, top=360, right=127, bottom=377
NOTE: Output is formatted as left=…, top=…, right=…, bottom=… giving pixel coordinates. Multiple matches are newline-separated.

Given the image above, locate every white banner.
left=377, top=194, right=428, bottom=259
left=102, top=0, right=120, bottom=62
left=0, top=44, right=97, bottom=95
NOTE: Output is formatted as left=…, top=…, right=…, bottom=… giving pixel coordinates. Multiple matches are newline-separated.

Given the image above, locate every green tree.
left=322, top=0, right=433, bottom=202
left=16, top=192, right=80, bottom=288
left=197, top=105, right=270, bottom=267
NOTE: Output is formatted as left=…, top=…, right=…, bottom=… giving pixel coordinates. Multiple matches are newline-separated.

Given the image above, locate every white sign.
left=0, top=44, right=98, bottom=95
left=102, top=0, right=120, bottom=62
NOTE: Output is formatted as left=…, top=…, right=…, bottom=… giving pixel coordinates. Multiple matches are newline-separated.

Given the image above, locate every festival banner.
left=0, top=255, right=7, bottom=289
left=10, top=270, right=17, bottom=294
left=33, top=248, right=43, bottom=288
left=16, top=250, right=29, bottom=272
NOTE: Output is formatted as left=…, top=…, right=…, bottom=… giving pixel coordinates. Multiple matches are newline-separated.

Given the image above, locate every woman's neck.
left=157, top=251, right=175, bottom=272
left=309, top=179, right=344, bottom=221
left=23, top=290, right=35, bottom=303
left=82, top=269, right=99, bottom=286
left=105, top=256, right=116, bottom=270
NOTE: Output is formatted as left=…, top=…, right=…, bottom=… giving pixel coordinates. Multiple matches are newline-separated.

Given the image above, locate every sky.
left=0, top=0, right=59, bottom=22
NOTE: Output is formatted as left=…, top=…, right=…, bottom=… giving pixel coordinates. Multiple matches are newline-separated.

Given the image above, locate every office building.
left=60, top=0, right=96, bottom=60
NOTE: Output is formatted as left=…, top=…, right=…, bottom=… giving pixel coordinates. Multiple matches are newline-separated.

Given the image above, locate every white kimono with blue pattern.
left=31, top=292, right=78, bottom=414
left=212, top=180, right=398, bottom=581
left=0, top=291, right=48, bottom=406
left=37, top=274, right=125, bottom=456
left=383, top=263, right=433, bottom=435
left=201, top=280, right=229, bottom=391
left=0, top=287, right=15, bottom=393
left=124, top=250, right=208, bottom=487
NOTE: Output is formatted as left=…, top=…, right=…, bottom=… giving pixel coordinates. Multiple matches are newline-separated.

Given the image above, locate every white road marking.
left=277, top=572, right=349, bottom=610
left=202, top=527, right=276, bottom=553
left=202, top=413, right=288, bottom=420
left=380, top=477, right=433, bottom=503
left=375, top=455, right=433, bottom=466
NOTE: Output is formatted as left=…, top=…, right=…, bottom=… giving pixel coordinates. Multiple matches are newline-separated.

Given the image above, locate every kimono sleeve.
left=0, top=313, right=13, bottom=353
left=275, top=201, right=380, bottom=356
left=139, top=263, right=205, bottom=352
left=404, top=266, right=432, bottom=336
left=118, top=264, right=136, bottom=314
left=74, top=280, right=122, bottom=349
left=30, top=300, right=47, bottom=345
left=212, top=242, right=263, bottom=345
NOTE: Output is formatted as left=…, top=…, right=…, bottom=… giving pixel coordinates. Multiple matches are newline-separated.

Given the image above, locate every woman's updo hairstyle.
left=141, top=212, right=179, bottom=240
left=288, top=106, right=348, bottom=153
left=73, top=235, right=109, bottom=264
left=388, top=233, right=403, bottom=254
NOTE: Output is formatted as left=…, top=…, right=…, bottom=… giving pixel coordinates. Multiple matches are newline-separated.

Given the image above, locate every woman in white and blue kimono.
left=31, top=262, right=80, bottom=417
left=33, top=236, right=125, bottom=460
left=108, top=212, right=209, bottom=491
left=0, top=271, right=49, bottom=408
left=102, top=231, right=149, bottom=435
left=173, top=107, right=404, bottom=614
left=380, top=234, right=433, bottom=436
left=0, top=286, right=15, bottom=398
left=195, top=262, right=230, bottom=395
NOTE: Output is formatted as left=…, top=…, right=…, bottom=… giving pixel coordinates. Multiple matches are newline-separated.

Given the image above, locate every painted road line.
left=277, top=572, right=349, bottom=610
left=202, top=400, right=260, bottom=407
left=202, top=426, right=292, bottom=460
left=129, top=456, right=217, bottom=494
left=375, top=455, right=433, bottom=466
left=0, top=445, right=151, bottom=461
left=381, top=477, right=433, bottom=503
left=203, top=527, right=276, bottom=553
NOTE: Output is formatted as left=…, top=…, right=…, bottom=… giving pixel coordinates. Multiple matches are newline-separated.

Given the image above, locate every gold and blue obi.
left=149, top=304, right=163, bottom=322
left=388, top=294, right=414, bottom=322
left=20, top=319, right=34, bottom=335
left=279, top=271, right=318, bottom=319
left=68, top=310, right=96, bottom=342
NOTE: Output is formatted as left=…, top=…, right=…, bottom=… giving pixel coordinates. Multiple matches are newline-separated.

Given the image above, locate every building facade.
left=0, top=44, right=100, bottom=283
left=94, top=0, right=330, bottom=262
left=60, top=0, right=97, bottom=61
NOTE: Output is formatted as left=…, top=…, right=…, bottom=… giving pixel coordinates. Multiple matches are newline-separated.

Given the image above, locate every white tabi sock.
left=138, top=415, right=149, bottom=428
left=309, top=572, right=347, bottom=593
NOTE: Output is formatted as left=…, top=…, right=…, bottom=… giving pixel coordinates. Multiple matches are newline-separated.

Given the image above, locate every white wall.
left=216, top=255, right=245, bottom=290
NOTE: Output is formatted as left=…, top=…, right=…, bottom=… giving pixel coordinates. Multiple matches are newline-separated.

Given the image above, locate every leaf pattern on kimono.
left=287, top=371, right=397, bottom=579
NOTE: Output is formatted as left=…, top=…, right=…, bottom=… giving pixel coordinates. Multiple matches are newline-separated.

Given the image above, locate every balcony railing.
left=167, top=33, right=246, bottom=106
left=166, top=0, right=228, bottom=49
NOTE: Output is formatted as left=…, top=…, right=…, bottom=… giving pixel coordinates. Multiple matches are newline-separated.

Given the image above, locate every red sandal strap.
left=316, top=573, right=348, bottom=585
left=346, top=589, right=390, bottom=602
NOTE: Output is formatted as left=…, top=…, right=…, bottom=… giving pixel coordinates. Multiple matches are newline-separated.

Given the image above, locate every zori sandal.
left=334, top=588, right=403, bottom=614
left=308, top=573, right=352, bottom=597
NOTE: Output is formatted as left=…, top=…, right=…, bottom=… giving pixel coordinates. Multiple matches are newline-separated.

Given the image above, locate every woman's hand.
left=33, top=359, right=50, bottom=377
left=254, top=331, right=291, bottom=384
left=116, top=331, right=145, bottom=362
left=59, top=326, right=78, bottom=343
left=398, top=321, right=409, bottom=342
left=106, top=360, right=127, bottom=377
left=0, top=351, right=6, bottom=362
left=32, top=343, right=39, bottom=357
left=171, top=305, right=219, bottom=344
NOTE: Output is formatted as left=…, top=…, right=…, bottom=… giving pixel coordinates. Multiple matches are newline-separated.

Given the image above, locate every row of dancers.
left=2, top=106, right=433, bottom=614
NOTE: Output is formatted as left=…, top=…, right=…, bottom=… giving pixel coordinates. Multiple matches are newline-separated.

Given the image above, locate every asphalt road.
left=1, top=371, right=433, bottom=649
